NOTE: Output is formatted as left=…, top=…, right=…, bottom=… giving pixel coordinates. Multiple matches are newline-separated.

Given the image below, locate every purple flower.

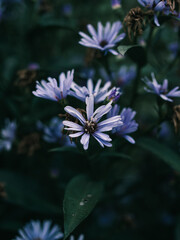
left=168, top=42, right=179, bottom=60
left=116, top=66, right=136, bottom=86
left=143, top=73, right=180, bottom=102
left=108, top=105, right=138, bottom=144
left=70, top=79, right=112, bottom=103
left=79, top=21, right=126, bottom=55
left=70, top=235, right=84, bottom=240
left=108, top=87, right=122, bottom=102
left=63, top=96, right=122, bottom=150
left=13, top=220, right=63, bottom=240
left=33, top=69, right=74, bottom=101
left=0, top=119, right=16, bottom=151
left=37, top=117, right=75, bottom=147
left=138, top=0, right=166, bottom=26
left=111, top=0, right=121, bottom=9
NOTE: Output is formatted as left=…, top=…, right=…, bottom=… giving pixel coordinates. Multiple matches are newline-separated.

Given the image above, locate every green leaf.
left=49, top=146, right=82, bottom=154
left=118, top=45, right=147, bottom=67
left=63, top=175, right=104, bottom=239
left=137, top=137, right=180, bottom=171
left=117, top=45, right=138, bottom=56
left=0, top=170, right=59, bottom=214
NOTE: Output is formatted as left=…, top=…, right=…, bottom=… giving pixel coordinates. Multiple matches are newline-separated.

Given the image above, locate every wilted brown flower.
left=0, top=182, right=7, bottom=199
left=164, top=0, right=180, bottom=12
left=17, top=132, right=41, bottom=157
left=38, top=0, right=53, bottom=14
left=124, top=7, right=149, bottom=41
left=173, top=105, right=180, bottom=133
left=16, top=69, right=38, bottom=88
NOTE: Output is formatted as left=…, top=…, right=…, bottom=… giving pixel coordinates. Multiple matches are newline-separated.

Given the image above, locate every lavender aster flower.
left=0, top=119, right=16, bottom=151
left=70, top=235, right=84, bottom=240
left=108, top=105, right=138, bottom=144
left=63, top=96, right=122, bottom=150
left=32, top=69, right=74, bottom=101
left=70, top=79, right=112, bottom=103
left=13, top=220, right=63, bottom=240
left=79, top=21, right=126, bottom=55
left=116, top=66, right=136, bottom=86
left=143, top=73, right=180, bottom=102
left=37, top=117, right=75, bottom=147
left=111, top=0, right=121, bottom=9
left=108, top=87, right=122, bottom=102
left=138, top=0, right=166, bottom=26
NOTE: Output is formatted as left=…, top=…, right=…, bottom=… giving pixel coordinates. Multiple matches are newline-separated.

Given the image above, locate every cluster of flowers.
left=13, top=220, right=83, bottom=240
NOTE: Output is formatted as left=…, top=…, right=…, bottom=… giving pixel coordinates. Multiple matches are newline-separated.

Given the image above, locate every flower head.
left=33, top=69, right=74, bottom=101
left=13, top=220, right=63, bottom=240
left=70, top=79, right=112, bottom=103
left=111, top=0, right=122, bottom=9
left=108, top=105, right=138, bottom=144
left=79, top=21, right=125, bottom=55
left=138, top=0, right=167, bottom=26
left=108, top=87, right=122, bottom=102
left=116, top=66, right=136, bottom=86
left=37, top=117, right=75, bottom=146
left=143, top=73, right=180, bottom=102
left=70, top=235, right=84, bottom=240
left=63, top=96, right=122, bottom=150
left=0, top=119, right=16, bottom=151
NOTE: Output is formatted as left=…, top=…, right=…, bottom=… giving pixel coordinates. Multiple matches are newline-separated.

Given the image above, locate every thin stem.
left=130, top=64, right=141, bottom=106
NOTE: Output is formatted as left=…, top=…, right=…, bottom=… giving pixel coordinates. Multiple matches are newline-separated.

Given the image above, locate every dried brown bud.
left=164, top=0, right=180, bottom=12
left=124, top=7, right=148, bottom=41
left=0, top=182, right=7, bottom=199
left=173, top=105, right=180, bottom=133
left=16, top=69, right=38, bottom=87
left=17, top=132, right=41, bottom=157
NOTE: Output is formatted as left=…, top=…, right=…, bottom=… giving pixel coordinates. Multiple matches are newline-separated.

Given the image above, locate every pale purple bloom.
left=70, top=235, right=84, bottom=240
left=138, top=0, right=167, bottom=26
left=13, top=220, right=63, bottom=240
left=37, top=117, right=75, bottom=147
left=0, top=119, right=16, bottom=151
left=108, top=105, right=138, bottom=144
left=33, top=69, right=74, bottom=101
left=70, top=79, right=112, bottom=103
left=168, top=42, right=179, bottom=59
left=79, top=21, right=126, bottom=55
left=143, top=73, right=180, bottom=102
left=116, top=66, right=136, bottom=86
left=108, top=87, right=122, bottom=102
left=62, top=3, right=72, bottom=16
left=111, top=0, right=121, bottom=9
left=63, top=96, right=122, bottom=150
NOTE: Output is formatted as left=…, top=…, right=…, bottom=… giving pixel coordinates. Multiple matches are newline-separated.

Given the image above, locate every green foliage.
left=63, top=175, right=104, bottom=239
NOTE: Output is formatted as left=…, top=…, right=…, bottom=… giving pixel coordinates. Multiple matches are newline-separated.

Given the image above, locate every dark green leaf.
left=137, top=137, right=180, bottom=171
left=63, top=175, right=104, bottom=239
left=0, top=170, right=59, bottom=214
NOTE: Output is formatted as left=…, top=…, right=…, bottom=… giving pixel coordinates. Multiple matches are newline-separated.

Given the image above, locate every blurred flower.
left=143, top=73, right=180, bottom=102
left=168, top=41, right=179, bottom=59
left=62, top=3, right=72, bottom=16
left=124, top=7, right=146, bottom=40
left=0, top=182, right=7, bottom=198
left=0, top=119, right=16, bottom=151
left=63, top=96, right=122, bottom=150
left=70, top=79, right=112, bottom=103
left=173, top=105, right=180, bottom=133
left=13, top=220, right=63, bottom=240
left=33, top=69, right=74, bottom=101
left=137, top=0, right=167, bottom=26
left=108, top=105, right=138, bottom=144
left=108, top=87, right=122, bottom=102
left=37, top=117, right=75, bottom=146
left=79, top=21, right=125, bottom=55
left=111, top=0, right=121, bottom=9
left=16, top=63, right=40, bottom=88
left=70, top=235, right=84, bottom=240
left=17, top=132, right=41, bottom=157
left=116, top=66, right=136, bottom=86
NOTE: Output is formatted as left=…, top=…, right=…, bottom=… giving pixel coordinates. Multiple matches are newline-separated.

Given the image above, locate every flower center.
left=84, top=120, right=97, bottom=134
left=100, top=40, right=108, bottom=48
